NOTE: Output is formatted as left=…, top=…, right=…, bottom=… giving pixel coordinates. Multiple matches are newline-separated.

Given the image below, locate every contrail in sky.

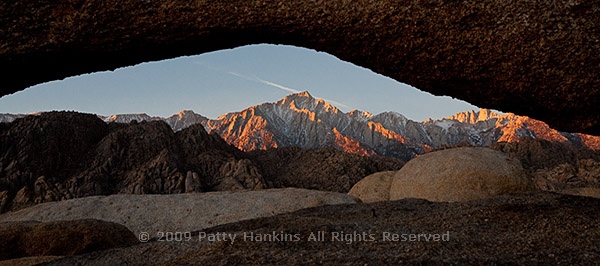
left=318, top=98, right=350, bottom=109
left=195, top=62, right=351, bottom=109
left=228, top=72, right=351, bottom=109
left=254, top=77, right=301, bottom=94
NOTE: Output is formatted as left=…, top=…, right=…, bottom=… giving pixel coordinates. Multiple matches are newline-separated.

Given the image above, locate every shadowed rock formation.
left=492, top=138, right=600, bottom=192
left=0, top=219, right=138, bottom=261
left=248, top=146, right=404, bottom=193
left=0, top=112, right=264, bottom=212
left=1, top=1, right=599, bottom=134
left=0, top=112, right=403, bottom=213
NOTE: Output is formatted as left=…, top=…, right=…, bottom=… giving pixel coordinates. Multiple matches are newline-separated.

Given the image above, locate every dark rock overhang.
left=1, top=0, right=598, bottom=134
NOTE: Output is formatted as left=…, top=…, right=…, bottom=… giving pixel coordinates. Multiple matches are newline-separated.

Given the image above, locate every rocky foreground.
left=0, top=188, right=358, bottom=236
left=1, top=112, right=599, bottom=264
left=0, top=151, right=598, bottom=265
left=0, top=192, right=594, bottom=265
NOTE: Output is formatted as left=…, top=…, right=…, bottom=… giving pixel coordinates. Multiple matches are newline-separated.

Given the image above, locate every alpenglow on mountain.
left=3, top=92, right=599, bottom=159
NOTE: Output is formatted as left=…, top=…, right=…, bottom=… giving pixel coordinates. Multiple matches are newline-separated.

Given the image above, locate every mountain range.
left=2, top=91, right=599, bottom=160
left=0, top=111, right=404, bottom=213
left=2, top=91, right=600, bottom=213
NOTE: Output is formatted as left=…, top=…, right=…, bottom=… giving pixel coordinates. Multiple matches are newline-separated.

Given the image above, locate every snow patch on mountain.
left=100, top=113, right=162, bottom=123
left=347, top=110, right=373, bottom=122
left=433, top=120, right=456, bottom=131
left=0, top=113, right=26, bottom=123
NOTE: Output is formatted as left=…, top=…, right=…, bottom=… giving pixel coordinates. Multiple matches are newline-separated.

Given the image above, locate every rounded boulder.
left=348, top=171, right=396, bottom=203
left=389, top=147, right=535, bottom=202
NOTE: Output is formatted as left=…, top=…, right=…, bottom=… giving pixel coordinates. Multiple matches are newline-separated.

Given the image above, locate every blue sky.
left=0, top=44, right=479, bottom=121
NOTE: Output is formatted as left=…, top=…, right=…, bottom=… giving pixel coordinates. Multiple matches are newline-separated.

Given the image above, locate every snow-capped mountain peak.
left=278, top=91, right=341, bottom=115
left=0, top=113, right=27, bottom=123
left=347, top=110, right=374, bottom=122
left=165, top=110, right=209, bottom=132
left=445, top=109, right=502, bottom=124
left=101, top=113, right=162, bottom=123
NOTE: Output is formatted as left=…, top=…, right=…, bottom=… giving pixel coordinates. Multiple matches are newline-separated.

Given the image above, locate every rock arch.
left=1, top=1, right=598, bottom=134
